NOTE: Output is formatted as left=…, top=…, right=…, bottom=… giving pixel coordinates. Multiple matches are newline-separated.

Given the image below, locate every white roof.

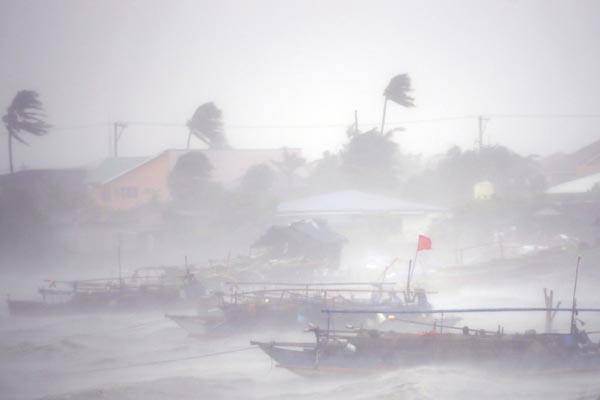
left=278, top=190, right=444, bottom=216
left=546, top=172, right=600, bottom=194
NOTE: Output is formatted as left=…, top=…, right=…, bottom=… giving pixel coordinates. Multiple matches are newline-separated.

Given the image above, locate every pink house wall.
left=93, top=153, right=170, bottom=210
left=92, top=148, right=300, bottom=210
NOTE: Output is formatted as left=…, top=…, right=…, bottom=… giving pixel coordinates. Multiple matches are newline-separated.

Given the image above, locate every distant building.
left=252, top=219, right=347, bottom=269
left=546, top=172, right=600, bottom=198
left=277, top=190, right=446, bottom=239
left=540, top=139, right=600, bottom=185
left=85, top=157, right=164, bottom=210
left=0, top=168, right=87, bottom=211
left=473, top=180, right=495, bottom=200
left=86, top=148, right=301, bottom=210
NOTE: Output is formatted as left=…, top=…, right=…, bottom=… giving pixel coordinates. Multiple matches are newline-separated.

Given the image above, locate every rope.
left=81, top=346, right=256, bottom=373
left=112, top=318, right=167, bottom=332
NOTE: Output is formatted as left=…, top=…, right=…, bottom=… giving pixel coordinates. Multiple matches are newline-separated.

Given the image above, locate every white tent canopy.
left=546, top=172, right=600, bottom=195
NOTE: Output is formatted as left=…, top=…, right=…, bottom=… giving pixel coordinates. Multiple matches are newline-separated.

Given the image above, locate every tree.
left=308, top=151, right=344, bottom=191
left=381, top=74, right=414, bottom=135
left=412, top=145, right=546, bottom=204
left=340, top=127, right=401, bottom=190
left=168, top=152, right=217, bottom=202
left=272, top=148, right=305, bottom=190
left=227, top=163, right=277, bottom=226
left=186, top=102, right=228, bottom=149
left=272, top=148, right=305, bottom=178
left=240, top=164, right=275, bottom=194
left=2, top=90, right=51, bottom=173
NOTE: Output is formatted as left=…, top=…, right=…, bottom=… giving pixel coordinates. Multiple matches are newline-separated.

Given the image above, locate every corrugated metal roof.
left=546, top=172, right=600, bottom=194
left=278, top=190, right=443, bottom=216
left=85, top=157, right=151, bottom=185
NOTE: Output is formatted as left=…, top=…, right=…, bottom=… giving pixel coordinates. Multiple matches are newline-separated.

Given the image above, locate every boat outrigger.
left=252, top=258, right=600, bottom=375
left=252, top=306, right=600, bottom=376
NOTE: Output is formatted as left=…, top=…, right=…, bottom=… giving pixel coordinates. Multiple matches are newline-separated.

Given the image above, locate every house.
left=473, top=180, right=495, bottom=200
left=0, top=168, right=87, bottom=200
left=546, top=172, right=600, bottom=199
left=276, top=190, right=446, bottom=239
left=540, top=139, right=600, bottom=185
left=85, top=157, right=164, bottom=210
left=0, top=168, right=89, bottom=261
left=0, top=168, right=88, bottom=216
left=86, top=148, right=301, bottom=210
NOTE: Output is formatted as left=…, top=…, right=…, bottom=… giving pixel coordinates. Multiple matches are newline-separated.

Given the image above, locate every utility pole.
left=477, top=115, right=488, bottom=152
left=113, top=122, right=128, bottom=158
left=117, top=234, right=123, bottom=290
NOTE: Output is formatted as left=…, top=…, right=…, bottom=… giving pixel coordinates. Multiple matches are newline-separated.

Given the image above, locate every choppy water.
left=2, top=256, right=600, bottom=400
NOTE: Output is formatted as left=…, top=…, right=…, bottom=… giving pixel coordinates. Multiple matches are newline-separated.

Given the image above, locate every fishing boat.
left=7, top=266, right=207, bottom=316
left=252, top=321, right=600, bottom=376
left=252, top=259, right=600, bottom=375
left=166, top=281, right=459, bottom=336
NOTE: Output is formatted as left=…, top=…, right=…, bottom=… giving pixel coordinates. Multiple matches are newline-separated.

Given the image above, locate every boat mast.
left=405, top=260, right=412, bottom=302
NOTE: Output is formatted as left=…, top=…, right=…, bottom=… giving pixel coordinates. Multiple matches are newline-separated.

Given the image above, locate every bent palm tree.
left=381, top=74, right=415, bottom=135
left=2, top=90, right=51, bottom=173
left=186, top=102, right=228, bottom=149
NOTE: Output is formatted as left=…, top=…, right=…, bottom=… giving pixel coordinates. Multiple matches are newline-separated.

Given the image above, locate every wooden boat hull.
left=7, top=289, right=187, bottom=316
left=166, top=298, right=457, bottom=337
left=252, top=331, right=600, bottom=376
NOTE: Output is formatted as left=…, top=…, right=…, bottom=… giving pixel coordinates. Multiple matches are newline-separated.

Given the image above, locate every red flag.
left=417, top=235, right=432, bottom=251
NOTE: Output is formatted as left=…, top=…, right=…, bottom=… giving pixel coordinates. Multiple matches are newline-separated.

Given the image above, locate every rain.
left=1, top=1, right=600, bottom=399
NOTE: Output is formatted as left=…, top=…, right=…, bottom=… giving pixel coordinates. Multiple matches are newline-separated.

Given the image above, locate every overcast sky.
left=1, top=0, right=600, bottom=172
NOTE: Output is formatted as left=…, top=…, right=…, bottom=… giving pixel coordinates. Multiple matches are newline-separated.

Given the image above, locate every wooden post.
left=570, top=256, right=581, bottom=334
left=405, top=260, right=412, bottom=302
left=118, top=234, right=123, bottom=289
left=544, top=288, right=560, bottom=333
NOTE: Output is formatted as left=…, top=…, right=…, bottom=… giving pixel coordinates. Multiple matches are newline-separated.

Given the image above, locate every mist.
left=2, top=1, right=600, bottom=399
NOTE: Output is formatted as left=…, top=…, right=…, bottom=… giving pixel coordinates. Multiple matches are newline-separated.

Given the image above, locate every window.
left=118, top=186, right=138, bottom=199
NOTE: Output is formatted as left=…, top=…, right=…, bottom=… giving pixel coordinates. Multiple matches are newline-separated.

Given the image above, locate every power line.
left=489, top=113, right=600, bottom=119
left=49, top=113, right=600, bottom=132
left=51, top=122, right=110, bottom=131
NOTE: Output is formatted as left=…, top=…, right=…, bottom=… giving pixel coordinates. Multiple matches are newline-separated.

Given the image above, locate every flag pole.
left=409, top=243, right=420, bottom=294
left=406, top=259, right=412, bottom=296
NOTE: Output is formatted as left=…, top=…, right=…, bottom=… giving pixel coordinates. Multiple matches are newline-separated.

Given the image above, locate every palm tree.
left=272, top=148, right=306, bottom=190
left=2, top=90, right=51, bottom=173
left=186, top=102, right=228, bottom=149
left=272, top=148, right=306, bottom=179
left=380, top=74, right=415, bottom=135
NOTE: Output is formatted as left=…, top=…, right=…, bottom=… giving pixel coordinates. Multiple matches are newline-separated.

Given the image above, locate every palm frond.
left=3, top=90, right=51, bottom=139
left=187, top=102, right=227, bottom=149
left=384, top=74, right=415, bottom=107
